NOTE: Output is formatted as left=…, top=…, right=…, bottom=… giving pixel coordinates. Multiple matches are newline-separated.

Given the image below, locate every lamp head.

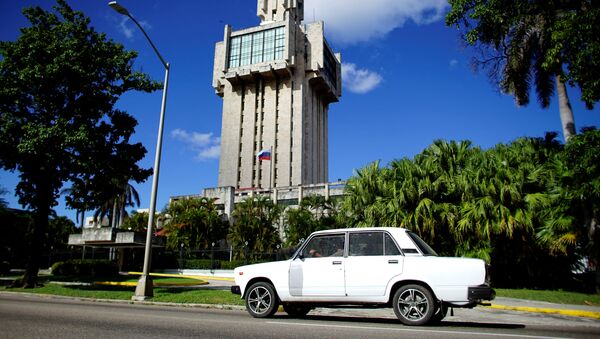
left=108, top=1, right=130, bottom=16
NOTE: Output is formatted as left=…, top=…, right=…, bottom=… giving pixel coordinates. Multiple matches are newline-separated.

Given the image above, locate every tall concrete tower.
left=213, top=0, right=341, bottom=189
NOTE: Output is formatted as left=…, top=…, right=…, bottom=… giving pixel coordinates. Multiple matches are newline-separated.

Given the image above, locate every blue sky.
left=1, top=0, right=599, bottom=223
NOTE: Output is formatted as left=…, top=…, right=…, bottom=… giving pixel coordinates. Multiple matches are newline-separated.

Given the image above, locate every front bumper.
left=468, top=284, right=495, bottom=302
left=231, top=285, right=241, bottom=295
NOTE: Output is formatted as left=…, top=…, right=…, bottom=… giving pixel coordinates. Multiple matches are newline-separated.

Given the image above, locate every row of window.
left=228, top=26, right=286, bottom=69
left=302, top=231, right=401, bottom=258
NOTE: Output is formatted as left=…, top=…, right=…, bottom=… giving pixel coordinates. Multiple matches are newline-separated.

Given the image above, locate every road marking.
left=266, top=321, right=572, bottom=339
left=127, top=271, right=234, bottom=282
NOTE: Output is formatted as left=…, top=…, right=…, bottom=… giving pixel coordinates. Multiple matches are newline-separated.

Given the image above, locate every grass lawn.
left=495, top=288, right=600, bottom=306
left=2, top=283, right=244, bottom=306
left=3, top=274, right=598, bottom=307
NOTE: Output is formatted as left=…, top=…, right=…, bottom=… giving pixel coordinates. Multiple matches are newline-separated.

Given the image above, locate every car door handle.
left=332, top=261, right=342, bottom=265
left=388, top=260, right=399, bottom=264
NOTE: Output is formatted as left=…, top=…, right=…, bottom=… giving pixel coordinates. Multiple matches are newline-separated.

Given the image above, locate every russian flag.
left=257, top=149, right=271, bottom=161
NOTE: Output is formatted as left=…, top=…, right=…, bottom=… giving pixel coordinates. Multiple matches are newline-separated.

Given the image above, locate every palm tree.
left=445, top=1, right=587, bottom=142
left=161, top=197, right=229, bottom=250
left=499, top=11, right=576, bottom=141
left=60, top=181, right=90, bottom=228
left=229, top=196, right=281, bottom=260
left=94, top=181, right=140, bottom=228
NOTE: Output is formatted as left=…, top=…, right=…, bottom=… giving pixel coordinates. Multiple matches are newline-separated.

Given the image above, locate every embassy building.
left=213, top=0, right=341, bottom=189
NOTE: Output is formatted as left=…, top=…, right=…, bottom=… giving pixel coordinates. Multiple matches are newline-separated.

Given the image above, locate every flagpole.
left=269, top=146, right=273, bottom=190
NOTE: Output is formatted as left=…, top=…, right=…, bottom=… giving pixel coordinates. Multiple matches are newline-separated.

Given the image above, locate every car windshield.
left=407, top=231, right=438, bottom=256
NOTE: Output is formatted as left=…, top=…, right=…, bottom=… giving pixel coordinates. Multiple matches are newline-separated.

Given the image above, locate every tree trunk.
left=19, top=185, right=52, bottom=288
left=590, top=212, right=600, bottom=293
left=79, top=209, right=85, bottom=228
left=555, top=75, right=576, bottom=142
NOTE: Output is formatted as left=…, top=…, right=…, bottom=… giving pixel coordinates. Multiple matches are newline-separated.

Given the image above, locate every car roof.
left=311, top=227, right=408, bottom=235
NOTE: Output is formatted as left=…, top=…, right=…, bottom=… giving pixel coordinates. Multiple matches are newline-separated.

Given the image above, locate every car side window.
left=302, top=234, right=345, bottom=258
left=349, top=232, right=384, bottom=256
left=384, top=233, right=401, bottom=255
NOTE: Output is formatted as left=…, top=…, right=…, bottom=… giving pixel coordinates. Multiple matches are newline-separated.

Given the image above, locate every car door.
left=344, top=231, right=404, bottom=297
left=289, top=233, right=346, bottom=297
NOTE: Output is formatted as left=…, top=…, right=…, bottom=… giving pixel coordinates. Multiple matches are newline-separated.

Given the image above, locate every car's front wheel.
left=393, top=284, right=435, bottom=326
left=245, top=282, right=279, bottom=318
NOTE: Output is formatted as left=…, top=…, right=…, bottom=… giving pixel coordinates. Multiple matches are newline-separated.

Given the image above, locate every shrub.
left=0, top=261, right=10, bottom=276
left=51, top=259, right=118, bottom=277
left=183, top=259, right=219, bottom=270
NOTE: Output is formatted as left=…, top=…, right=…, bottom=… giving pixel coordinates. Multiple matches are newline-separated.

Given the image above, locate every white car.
left=231, top=227, right=494, bottom=325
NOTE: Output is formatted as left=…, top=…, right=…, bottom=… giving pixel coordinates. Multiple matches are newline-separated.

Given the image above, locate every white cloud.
left=304, top=0, right=448, bottom=44
left=171, top=129, right=221, bottom=161
left=118, top=17, right=134, bottom=39
left=116, top=17, right=152, bottom=40
left=342, top=63, right=383, bottom=94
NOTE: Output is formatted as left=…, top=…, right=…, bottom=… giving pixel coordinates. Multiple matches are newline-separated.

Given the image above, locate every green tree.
left=446, top=0, right=600, bottom=141
left=120, top=211, right=149, bottom=232
left=284, top=195, right=340, bottom=246
left=161, top=198, right=229, bottom=250
left=0, top=1, right=159, bottom=287
left=48, top=216, right=76, bottom=251
left=538, top=128, right=600, bottom=291
left=94, top=181, right=141, bottom=228
left=229, top=196, right=281, bottom=260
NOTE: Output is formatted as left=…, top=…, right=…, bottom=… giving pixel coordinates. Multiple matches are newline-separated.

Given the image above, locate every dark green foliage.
left=229, top=197, right=281, bottom=260
left=181, top=259, right=249, bottom=270
left=51, top=259, right=118, bottom=278
left=0, top=208, right=33, bottom=268
left=120, top=211, right=149, bottom=232
left=162, top=198, right=229, bottom=250
left=0, top=1, right=159, bottom=287
left=284, top=195, right=341, bottom=246
left=342, top=131, right=600, bottom=290
left=0, top=261, right=10, bottom=276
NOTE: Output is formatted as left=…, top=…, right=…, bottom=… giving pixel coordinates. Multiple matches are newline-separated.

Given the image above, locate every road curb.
left=486, top=303, right=600, bottom=320
left=128, top=272, right=235, bottom=282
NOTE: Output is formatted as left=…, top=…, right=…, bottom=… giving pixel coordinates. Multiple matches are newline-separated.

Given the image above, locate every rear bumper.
left=231, top=285, right=241, bottom=295
left=468, top=284, right=495, bottom=302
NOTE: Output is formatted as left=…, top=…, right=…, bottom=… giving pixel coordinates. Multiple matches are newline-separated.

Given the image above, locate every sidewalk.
left=489, top=296, right=600, bottom=319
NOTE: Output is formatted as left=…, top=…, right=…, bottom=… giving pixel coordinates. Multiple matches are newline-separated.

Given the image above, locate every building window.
left=228, top=26, right=285, bottom=69
left=323, top=43, right=338, bottom=90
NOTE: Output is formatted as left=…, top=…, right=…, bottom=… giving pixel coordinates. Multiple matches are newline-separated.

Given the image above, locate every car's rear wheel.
left=245, top=282, right=279, bottom=318
left=283, top=303, right=311, bottom=317
left=393, top=284, right=435, bottom=326
left=430, top=303, right=448, bottom=324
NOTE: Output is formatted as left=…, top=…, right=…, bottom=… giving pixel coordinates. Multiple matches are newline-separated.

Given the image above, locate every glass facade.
left=323, top=44, right=338, bottom=90
left=229, top=26, right=286, bottom=69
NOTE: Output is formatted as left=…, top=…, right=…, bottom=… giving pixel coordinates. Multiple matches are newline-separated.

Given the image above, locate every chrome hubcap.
left=397, top=289, right=430, bottom=321
left=248, top=286, right=272, bottom=314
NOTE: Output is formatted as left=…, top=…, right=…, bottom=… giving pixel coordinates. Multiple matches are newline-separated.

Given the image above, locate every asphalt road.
left=1, top=293, right=599, bottom=339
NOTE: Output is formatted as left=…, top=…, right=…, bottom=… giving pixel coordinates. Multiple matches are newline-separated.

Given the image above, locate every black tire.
left=392, top=284, right=435, bottom=326
left=245, top=282, right=279, bottom=318
left=282, top=303, right=311, bottom=317
left=430, top=303, right=448, bottom=324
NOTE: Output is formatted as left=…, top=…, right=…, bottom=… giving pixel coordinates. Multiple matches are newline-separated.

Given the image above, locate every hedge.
left=182, top=259, right=259, bottom=270
left=51, top=259, right=118, bottom=277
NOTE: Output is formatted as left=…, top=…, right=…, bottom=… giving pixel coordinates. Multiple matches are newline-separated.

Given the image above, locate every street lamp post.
left=108, top=1, right=170, bottom=300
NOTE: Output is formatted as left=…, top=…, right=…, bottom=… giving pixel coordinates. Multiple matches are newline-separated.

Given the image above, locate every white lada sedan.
left=231, top=227, right=494, bottom=326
